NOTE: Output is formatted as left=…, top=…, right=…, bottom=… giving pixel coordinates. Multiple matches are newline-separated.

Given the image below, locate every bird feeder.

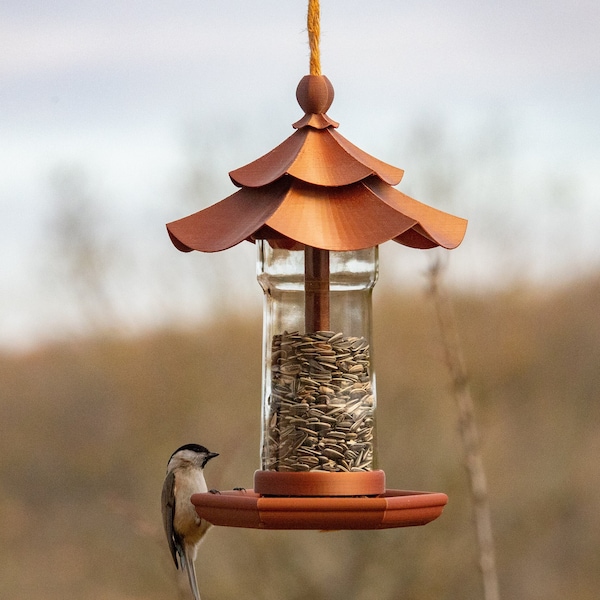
left=166, top=6, right=466, bottom=530
left=167, top=75, right=466, bottom=529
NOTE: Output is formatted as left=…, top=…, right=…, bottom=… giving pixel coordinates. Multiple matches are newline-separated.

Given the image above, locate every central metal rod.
left=304, top=246, right=330, bottom=332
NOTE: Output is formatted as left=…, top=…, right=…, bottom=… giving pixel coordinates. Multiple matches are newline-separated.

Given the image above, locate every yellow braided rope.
left=308, top=0, right=321, bottom=75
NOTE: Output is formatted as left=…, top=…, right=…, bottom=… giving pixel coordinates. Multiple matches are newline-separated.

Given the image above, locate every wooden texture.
left=293, top=74, right=337, bottom=128
left=229, top=127, right=402, bottom=188
left=304, top=245, right=330, bottom=332
left=253, top=469, right=386, bottom=497
left=191, top=489, right=448, bottom=530
left=167, top=175, right=465, bottom=252
left=167, top=75, right=466, bottom=254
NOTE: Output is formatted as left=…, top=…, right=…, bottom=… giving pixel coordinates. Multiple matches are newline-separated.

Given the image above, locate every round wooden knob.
left=296, top=74, right=335, bottom=115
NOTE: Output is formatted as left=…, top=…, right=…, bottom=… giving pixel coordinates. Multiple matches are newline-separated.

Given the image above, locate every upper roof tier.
left=229, top=127, right=404, bottom=189
left=167, top=75, right=467, bottom=253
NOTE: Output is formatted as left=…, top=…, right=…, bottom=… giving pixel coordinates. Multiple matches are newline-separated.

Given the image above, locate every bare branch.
left=427, top=255, right=500, bottom=600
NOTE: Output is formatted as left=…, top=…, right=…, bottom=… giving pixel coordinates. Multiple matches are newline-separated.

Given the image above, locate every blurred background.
left=1, top=1, right=599, bottom=598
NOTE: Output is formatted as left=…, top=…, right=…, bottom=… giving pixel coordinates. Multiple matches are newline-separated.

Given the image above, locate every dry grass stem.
left=427, top=256, right=500, bottom=600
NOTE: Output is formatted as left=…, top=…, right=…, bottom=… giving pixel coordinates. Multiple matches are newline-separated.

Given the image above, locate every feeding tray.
left=191, top=488, right=448, bottom=530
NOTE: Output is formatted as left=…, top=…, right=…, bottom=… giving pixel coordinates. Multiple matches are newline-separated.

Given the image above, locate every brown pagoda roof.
left=167, top=75, right=467, bottom=253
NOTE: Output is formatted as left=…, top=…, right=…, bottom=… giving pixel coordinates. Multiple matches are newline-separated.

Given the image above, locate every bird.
left=161, top=443, right=219, bottom=600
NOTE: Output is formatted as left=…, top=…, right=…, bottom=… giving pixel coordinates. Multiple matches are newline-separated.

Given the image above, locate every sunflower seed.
left=264, top=330, right=376, bottom=474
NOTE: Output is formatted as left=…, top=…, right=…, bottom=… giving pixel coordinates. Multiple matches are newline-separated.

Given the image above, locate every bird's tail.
left=183, top=550, right=201, bottom=600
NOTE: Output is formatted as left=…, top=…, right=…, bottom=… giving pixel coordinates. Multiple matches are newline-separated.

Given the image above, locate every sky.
left=1, top=0, right=599, bottom=349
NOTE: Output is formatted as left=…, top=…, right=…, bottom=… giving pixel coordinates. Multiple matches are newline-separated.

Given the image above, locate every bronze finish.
left=191, top=488, right=448, bottom=530
left=254, top=469, right=386, bottom=497
left=167, top=75, right=467, bottom=254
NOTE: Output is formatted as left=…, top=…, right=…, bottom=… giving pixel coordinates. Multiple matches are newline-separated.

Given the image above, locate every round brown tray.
left=191, top=489, right=448, bottom=530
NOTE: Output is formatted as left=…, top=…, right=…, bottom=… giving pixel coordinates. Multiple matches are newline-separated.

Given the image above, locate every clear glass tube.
left=257, top=240, right=378, bottom=473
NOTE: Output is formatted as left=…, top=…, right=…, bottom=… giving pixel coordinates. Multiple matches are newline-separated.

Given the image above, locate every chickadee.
left=161, top=444, right=219, bottom=600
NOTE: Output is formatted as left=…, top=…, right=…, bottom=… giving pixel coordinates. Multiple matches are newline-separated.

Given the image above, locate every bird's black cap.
left=169, top=443, right=219, bottom=464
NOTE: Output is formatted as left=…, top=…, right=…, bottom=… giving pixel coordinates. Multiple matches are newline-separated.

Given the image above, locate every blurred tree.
left=159, top=119, right=260, bottom=323
left=7, top=114, right=597, bottom=600
left=2, top=276, right=600, bottom=599
left=392, top=119, right=505, bottom=599
left=43, top=165, right=117, bottom=335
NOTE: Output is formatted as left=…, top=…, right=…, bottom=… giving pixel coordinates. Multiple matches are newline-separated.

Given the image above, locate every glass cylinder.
left=257, top=239, right=379, bottom=477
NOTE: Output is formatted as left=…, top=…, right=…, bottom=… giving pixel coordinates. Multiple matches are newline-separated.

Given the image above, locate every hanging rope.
left=307, top=0, right=322, bottom=75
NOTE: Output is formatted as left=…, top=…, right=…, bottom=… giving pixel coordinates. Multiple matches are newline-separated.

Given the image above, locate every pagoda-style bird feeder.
left=166, top=7, right=466, bottom=531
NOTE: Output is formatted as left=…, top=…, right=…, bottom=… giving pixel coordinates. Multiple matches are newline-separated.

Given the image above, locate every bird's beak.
left=207, top=452, right=219, bottom=461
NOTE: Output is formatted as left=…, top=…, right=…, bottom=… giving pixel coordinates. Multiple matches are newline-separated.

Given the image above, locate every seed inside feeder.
left=266, top=330, right=375, bottom=473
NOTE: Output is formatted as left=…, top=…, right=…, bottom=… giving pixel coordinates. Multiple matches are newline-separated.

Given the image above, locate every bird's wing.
left=161, top=470, right=180, bottom=568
